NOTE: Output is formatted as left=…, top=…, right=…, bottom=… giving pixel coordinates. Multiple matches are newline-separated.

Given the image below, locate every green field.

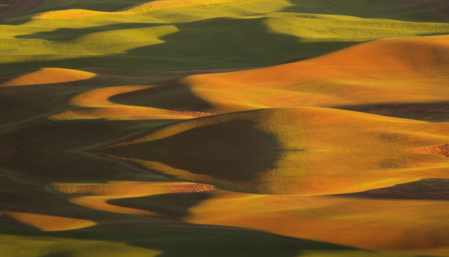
left=0, top=0, right=448, bottom=75
left=1, top=222, right=412, bottom=257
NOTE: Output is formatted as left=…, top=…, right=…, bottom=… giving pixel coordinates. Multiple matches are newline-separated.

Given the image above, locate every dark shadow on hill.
left=281, top=0, right=448, bottom=22
left=0, top=72, right=182, bottom=127
left=391, top=0, right=449, bottom=20
left=278, top=56, right=311, bottom=64
left=0, top=168, right=182, bottom=229
left=101, top=119, right=283, bottom=182
left=108, top=80, right=214, bottom=112
left=0, top=53, right=256, bottom=77
left=0, top=70, right=219, bottom=223
left=333, top=178, right=449, bottom=201
left=107, top=192, right=214, bottom=220
left=0, top=69, right=216, bottom=184
left=1, top=17, right=362, bottom=75
left=0, top=175, right=121, bottom=226
left=0, top=150, right=362, bottom=257
left=2, top=0, right=448, bottom=75
left=125, top=17, right=358, bottom=67
left=0, top=118, right=184, bottom=184
left=335, top=102, right=449, bottom=121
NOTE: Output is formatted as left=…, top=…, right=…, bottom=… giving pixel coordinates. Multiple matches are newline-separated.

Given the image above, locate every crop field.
left=1, top=0, right=449, bottom=256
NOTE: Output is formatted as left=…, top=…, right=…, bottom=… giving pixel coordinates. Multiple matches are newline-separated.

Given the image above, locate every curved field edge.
left=0, top=0, right=448, bottom=75
left=0, top=1, right=449, bottom=256
left=0, top=222, right=412, bottom=257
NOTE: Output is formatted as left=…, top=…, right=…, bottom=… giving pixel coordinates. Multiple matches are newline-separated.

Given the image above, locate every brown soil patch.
left=407, top=144, right=449, bottom=157
left=391, top=0, right=449, bottom=19
left=168, top=108, right=216, bottom=118
left=339, top=178, right=449, bottom=200
left=349, top=102, right=449, bottom=121
left=168, top=183, right=215, bottom=193
left=0, top=145, right=21, bottom=156
left=0, top=0, right=45, bottom=20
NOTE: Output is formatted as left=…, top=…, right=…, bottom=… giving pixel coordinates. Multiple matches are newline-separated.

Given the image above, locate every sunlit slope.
left=0, top=67, right=193, bottom=126
left=0, top=65, right=230, bottom=231
left=185, top=191, right=449, bottom=256
left=132, top=35, right=449, bottom=113
left=48, top=181, right=449, bottom=256
left=10, top=0, right=150, bottom=16
left=0, top=0, right=448, bottom=74
left=0, top=36, right=447, bottom=194
left=125, top=0, right=250, bottom=13
left=1, top=2, right=449, bottom=255
left=95, top=107, right=449, bottom=195
left=0, top=67, right=96, bottom=86
left=15, top=0, right=448, bottom=22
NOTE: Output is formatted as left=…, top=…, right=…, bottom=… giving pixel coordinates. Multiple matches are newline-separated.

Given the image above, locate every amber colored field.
left=1, top=0, right=449, bottom=256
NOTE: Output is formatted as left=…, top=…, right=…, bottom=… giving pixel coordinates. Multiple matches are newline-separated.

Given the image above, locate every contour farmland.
left=1, top=0, right=449, bottom=256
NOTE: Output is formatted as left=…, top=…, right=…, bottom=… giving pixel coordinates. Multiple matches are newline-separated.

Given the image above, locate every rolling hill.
left=1, top=0, right=449, bottom=256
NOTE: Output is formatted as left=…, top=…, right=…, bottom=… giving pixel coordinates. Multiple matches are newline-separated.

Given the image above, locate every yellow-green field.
left=1, top=0, right=449, bottom=256
left=2, top=0, right=449, bottom=75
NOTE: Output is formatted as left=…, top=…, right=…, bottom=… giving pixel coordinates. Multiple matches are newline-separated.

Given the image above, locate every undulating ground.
left=1, top=0, right=449, bottom=256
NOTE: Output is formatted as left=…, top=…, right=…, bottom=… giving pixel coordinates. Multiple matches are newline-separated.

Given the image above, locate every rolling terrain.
left=1, top=0, right=449, bottom=256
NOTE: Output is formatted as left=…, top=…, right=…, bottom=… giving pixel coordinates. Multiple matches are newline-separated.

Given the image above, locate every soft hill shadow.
left=126, top=17, right=358, bottom=66
left=0, top=116, right=185, bottom=184
left=0, top=71, right=184, bottom=127
left=107, top=192, right=214, bottom=220
left=104, top=119, right=282, bottom=182
left=333, top=178, right=449, bottom=201
left=0, top=175, right=124, bottom=228
left=336, top=102, right=449, bottom=121
left=108, top=80, right=214, bottom=112
left=2, top=16, right=358, bottom=75
left=2, top=0, right=448, bottom=75
left=281, top=0, right=448, bottom=22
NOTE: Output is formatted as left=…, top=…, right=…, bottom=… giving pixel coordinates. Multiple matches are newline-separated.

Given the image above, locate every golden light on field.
left=1, top=0, right=449, bottom=256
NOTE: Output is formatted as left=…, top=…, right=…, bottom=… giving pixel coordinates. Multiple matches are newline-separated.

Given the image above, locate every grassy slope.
left=0, top=223, right=410, bottom=257
left=96, top=108, right=449, bottom=195
left=101, top=35, right=449, bottom=114
left=185, top=191, right=449, bottom=255
left=1, top=33, right=449, bottom=256
left=0, top=0, right=447, bottom=75
left=1, top=1, right=449, bottom=257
